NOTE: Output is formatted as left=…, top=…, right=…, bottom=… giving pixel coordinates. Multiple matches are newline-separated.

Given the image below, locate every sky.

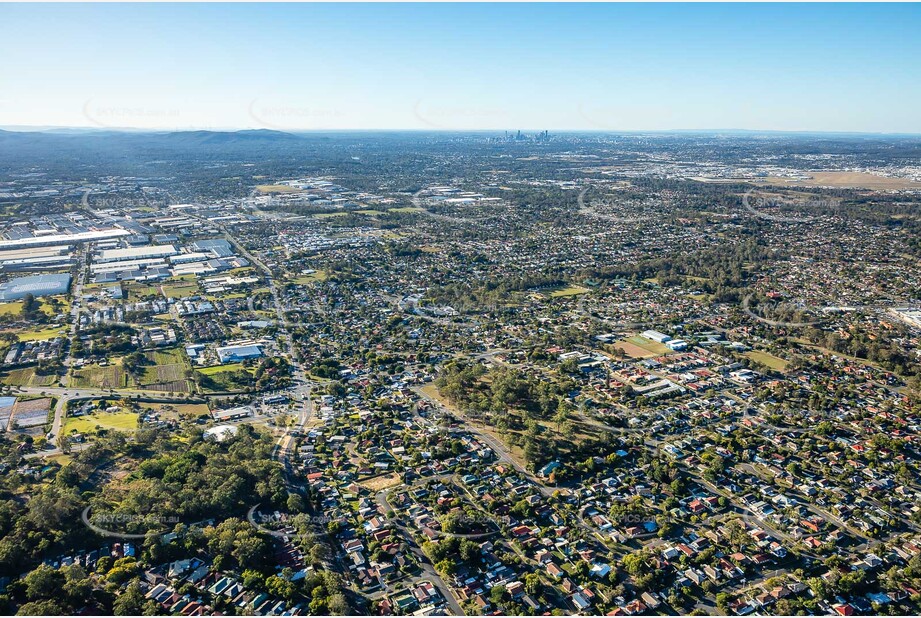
left=1, top=2, right=920, bottom=133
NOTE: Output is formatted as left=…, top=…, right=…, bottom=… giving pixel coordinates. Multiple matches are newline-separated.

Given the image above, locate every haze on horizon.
left=1, top=2, right=920, bottom=134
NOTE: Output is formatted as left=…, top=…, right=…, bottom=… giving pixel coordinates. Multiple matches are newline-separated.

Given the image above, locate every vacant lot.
left=71, top=361, right=129, bottom=389
left=139, top=402, right=211, bottom=420
left=0, top=295, right=70, bottom=318
left=2, top=367, right=58, bottom=387
left=750, top=171, right=921, bottom=190
left=64, top=408, right=138, bottom=434
left=196, top=364, right=254, bottom=392
left=7, top=327, right=66, bottom=342
left=293, top=271, right=328, bottom=285
left=745, top=350, right=789, bottom=372
left=621, top=335, right=672, bottom=356
left=613, top=340, right=656, bottom=359
left=360, top=473, right=402, bottom=492
left=136, top=347, right=193, bottom=392
left=255, top=184, right=301, bottom=194
left=161, top=281, right=199, bottom=299
left=126, top=282, right=163, bottom=301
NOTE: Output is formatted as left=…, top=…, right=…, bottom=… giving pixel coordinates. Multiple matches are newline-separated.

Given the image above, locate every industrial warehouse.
left=0, top=273, right=71, bottom=301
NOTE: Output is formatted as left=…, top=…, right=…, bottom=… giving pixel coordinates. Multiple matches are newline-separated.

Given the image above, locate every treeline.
left=799, top=327, right=920, bottom=378
left=429, top=273, right=565, bottom=311
left=580, top=237, right=771, bottom=302
left=434, top=361, right=572, bottom=420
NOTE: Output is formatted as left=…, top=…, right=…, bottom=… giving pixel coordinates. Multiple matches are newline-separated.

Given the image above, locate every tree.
left=327, top=592, right=350, bottom=615
left=490, top=585, right=508, bottom=605
left=23, top=564, right=64, bottom=601
left=113, top=580, right=146, bottom=615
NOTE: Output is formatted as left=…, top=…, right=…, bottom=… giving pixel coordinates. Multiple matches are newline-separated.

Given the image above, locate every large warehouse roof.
left=97, top=244, right=177, bottom=263
left=0, top=229, right=130, bottom=250
left=0, top=273, right=72, bottom=301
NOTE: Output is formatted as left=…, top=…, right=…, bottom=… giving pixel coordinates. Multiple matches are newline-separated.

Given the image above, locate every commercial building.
left=215, top=343, right=263, bottom=364
left=96, top=245, right=177, bottom=263
left=211, top=407, right=252, bottom=422
left=0, top=273, right=71, bottom=301
left=190, top=239, right=234, bottom=258
left=0, top=229, right=130, bottom=251
left=641, top=330, right=672, bottom=343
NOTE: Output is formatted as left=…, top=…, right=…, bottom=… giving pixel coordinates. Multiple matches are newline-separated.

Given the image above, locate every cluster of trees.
left=72, top=325, right=136, bottom=358
left=106, top=425, right=287, bottom=526
left=422, top=535, right=482, bottom=576
left=19, top=294, right=45, bottom=323
left=310, top=356, right=341, bottom=379
left=429, top=273, right=565, bottom=312
left=435, top=362, right=572, bottom=421
left=800, top=327, right=919, bottom=378
left=0, top=422, right=353, bottom=614
left=580, top=238, right=770, bottom=303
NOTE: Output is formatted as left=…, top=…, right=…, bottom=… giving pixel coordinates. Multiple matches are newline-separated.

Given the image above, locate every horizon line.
left=3, top=125, right=921, bottom=138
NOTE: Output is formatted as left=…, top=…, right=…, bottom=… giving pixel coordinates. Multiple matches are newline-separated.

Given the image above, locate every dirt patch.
left=750, top=171, right=921, bottom=190
left=614, top=340, right=656, bottom=359
left=360, top=473, right=402, bottom=492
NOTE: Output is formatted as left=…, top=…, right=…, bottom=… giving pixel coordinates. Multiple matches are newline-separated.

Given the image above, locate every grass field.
left=293, top=271, right=328, bottom=285
left=71, top=361, right=129, bottom=389
left=137, top=348, right=192, bottom=392
left=750, top=171, right=921, bottom=190
left=745, top=350, right=789, bottom=372
left=625, top=335, right=672, bottom=356
left=1, top=367, right=58, bottom=387
left=140, top=402, right=211, bottom=419
left=547, top=284, right=590, bottom=298
left=63, top=409, right=138, bottom=434
left=255, top=184, right=301, bottom=194
left=161, top=281, right=199, bottom=299
left=126, top=282, right=163, bottom=301
left=388, top=207, right=425, bottom=213
left=198, top=362, right=244, bottom=375
left=0, top=295, right=71, bottom=317
left=0, top=302, right=22, bottom=317
left=613, top=340, right=657, bottom=359
left=354, top=209, right=386, bottom=216
left=12, top=327, right=67, bottom=342
left=314, top=212, right=349, bottom=219
left=196, top=363, right=254, bottom=392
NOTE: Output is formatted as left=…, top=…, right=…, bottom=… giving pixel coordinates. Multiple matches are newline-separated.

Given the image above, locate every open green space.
left=126, top=282, right=163, bottom=301
left=71, top=360, right=130, bottom=389
left=63, top=408, right=138, bottom=434
left=195, top=363, right=255, bottom=392
left=293, top=270, right=328, bottom=285
left=625, top=335, right=672, bottom=355
left=1, top=367, right=58, bottom=387
left=745, top=350, right=790, bottom=372
left=11, top=327, right=67, bottom=342
left=547, top=284, right=590, bottom=298
left=136, top=347, right=192, bottom=392
left=161, top=281, right=200, bottom=299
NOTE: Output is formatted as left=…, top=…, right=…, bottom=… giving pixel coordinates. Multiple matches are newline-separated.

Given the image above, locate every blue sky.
left=1, top=3, right=919, bottom=133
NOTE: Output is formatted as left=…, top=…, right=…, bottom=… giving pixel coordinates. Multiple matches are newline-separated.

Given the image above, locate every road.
left=44, top=245, right=92, bottom=442
left=373, top=479, right=465, bottom=615
left=412, top=384, right=620, bottom=551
